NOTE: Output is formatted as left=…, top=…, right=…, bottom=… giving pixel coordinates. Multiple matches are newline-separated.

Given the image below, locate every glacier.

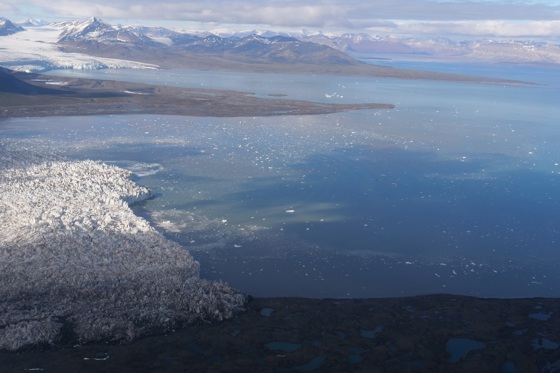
left=0, top=141, right=246, bottom=350
left=0, top=25, right=158, bottom=72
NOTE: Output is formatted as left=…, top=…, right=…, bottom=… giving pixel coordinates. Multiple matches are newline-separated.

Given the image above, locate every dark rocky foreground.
left=2, top=295, right=559, bottom=372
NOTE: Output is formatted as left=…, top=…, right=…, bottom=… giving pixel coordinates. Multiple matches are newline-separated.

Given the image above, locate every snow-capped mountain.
left=176, top=34, right=237, bottom=50
left=220, top=29, right=285, bottom=39
left=299, top=32, right=560, bottom=65
left=0, top=20, right=159, bottom=72
left=123, top=25, right=182, bottom=45
left=220, top=29, right=560, bottom=65
left=459, top=39, right=560, bottom=64
left=48, top=20, right=81, bottom=29
left=18, top=18, right=48, bottom=27
left=222, top=34, right=357, bottom=64
left=54, top=18, right=359, bottom=67
left=2, top=16, right=559, bottom=73
left=57, top=16, right=113, bottom=40
left=169, top=32, right=202, bottom=46
left=306, top=32, right=415, bottom=54
left=57, top=16, right=161, bottom=47
left=0, top=17, right=24, bottom=36
left=170, top=33, right=357, bottom=65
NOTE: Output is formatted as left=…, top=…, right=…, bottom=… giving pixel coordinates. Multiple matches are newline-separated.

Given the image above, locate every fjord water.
left=4, top=64, right=560, bottom=298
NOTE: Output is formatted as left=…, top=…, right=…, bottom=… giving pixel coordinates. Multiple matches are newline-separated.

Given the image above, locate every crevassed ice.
left=0, top=143, right=247, bottom=351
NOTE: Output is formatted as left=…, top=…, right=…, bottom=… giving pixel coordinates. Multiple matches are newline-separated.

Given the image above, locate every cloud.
left=6, top=0, right=560, bottom=21
left=0, top=3, right=18, bottom=13
left=382, top=20, right=560, bottom=38
left=4, top=0, right=560, bottom=39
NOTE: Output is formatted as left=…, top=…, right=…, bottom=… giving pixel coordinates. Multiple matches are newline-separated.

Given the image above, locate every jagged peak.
left=81, top=16, right=111, bottom=29
left=0, top=17, right=25, bottom=35
left=86, top=16, right=101, bottom=24
left=248, top=34, right=298, bottom=45
left=18, top=18, right=47, bottom=26
left=58, top=16, right=114, bottom=41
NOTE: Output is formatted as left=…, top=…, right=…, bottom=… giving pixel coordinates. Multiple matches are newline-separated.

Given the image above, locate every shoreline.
left=1, top=144, right=559, bottom=370
left=2, top=68, right=558, bottom=370
left=1, top=64, right=531, bottom=119
left=1, top=69, right=394, bottom=118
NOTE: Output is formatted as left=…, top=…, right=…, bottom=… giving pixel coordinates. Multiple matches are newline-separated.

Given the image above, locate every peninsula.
left=0, top=67, right=394, bottom=118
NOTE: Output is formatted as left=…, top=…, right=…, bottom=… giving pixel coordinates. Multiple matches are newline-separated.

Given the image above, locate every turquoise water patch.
left=446, top=338, right=486, bottom=363
left=500, top=360, right=516, bottom=373
left=310, top=340, right=321, bottom=347
left=260, top=307, right=274, bottom=316
left=529, top=313, right=552, bottom=321
left=231, top=329, right=240, bottom=336
left=531, top=338, right=559, bottom=351
left=264, top=341, right=301, bottom=353
left=361, top=326, right=383, bottom=338
left=348, top=354, right=363, bottom=364
left=292, top=356, right=325, bottom=372
left=348, top=347, right=367, bottom=364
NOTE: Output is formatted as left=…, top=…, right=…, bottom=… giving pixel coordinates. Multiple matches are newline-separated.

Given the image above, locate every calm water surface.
left=3, top=64, right=560, bottom=298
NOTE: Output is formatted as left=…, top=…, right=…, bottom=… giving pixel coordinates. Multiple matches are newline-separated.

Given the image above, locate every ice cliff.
left=0, top=145, right=247, bottom=351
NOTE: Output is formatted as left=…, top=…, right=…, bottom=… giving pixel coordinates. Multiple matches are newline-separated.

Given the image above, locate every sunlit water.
left=2, top=63, right=560, bottom=298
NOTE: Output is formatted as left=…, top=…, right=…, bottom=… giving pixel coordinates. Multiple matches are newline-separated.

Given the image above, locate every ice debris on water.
left=0, top=146, right=247, bottom=351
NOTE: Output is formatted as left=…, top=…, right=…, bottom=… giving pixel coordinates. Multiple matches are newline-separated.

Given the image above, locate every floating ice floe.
left=0, top=143, right=246, bottom=351
left=107, top=160, right=165, bottom=177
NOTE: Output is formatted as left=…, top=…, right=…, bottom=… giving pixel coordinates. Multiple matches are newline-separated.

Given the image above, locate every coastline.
left=1, top=65, right=531, bottom=119
left=1, top=68, right=558, bottom=371
left=1, top=70, right=394, bottom=118
left=1, top=140, right=559, bottom=371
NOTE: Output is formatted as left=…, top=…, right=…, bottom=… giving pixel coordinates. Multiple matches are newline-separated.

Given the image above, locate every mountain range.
left=55, top=17, right=560, bottom=65
left=0, top=15, right=556, bottom=82
left=51, top=17, right=359, bottom=68
left=298, top=32, right=560, bottom=65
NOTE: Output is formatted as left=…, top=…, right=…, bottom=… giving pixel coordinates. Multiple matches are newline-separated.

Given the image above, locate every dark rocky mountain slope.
left=0, top=67, right=64, bottom=95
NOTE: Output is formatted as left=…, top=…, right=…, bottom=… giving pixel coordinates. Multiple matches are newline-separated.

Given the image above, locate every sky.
left=2, top=0, right=560, bottom=39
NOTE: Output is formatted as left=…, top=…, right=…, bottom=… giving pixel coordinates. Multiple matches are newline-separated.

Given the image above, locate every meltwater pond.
left=2, top=66, right=560, bottom=298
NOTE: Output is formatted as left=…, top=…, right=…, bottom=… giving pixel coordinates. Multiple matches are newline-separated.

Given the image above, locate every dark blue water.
left=2, top=64, right=560, bottom=298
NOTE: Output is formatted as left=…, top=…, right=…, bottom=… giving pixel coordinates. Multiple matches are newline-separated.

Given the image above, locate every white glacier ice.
left=0, top=25, right=158, bottom=72
left=0, top=142, right=246, bottom=351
